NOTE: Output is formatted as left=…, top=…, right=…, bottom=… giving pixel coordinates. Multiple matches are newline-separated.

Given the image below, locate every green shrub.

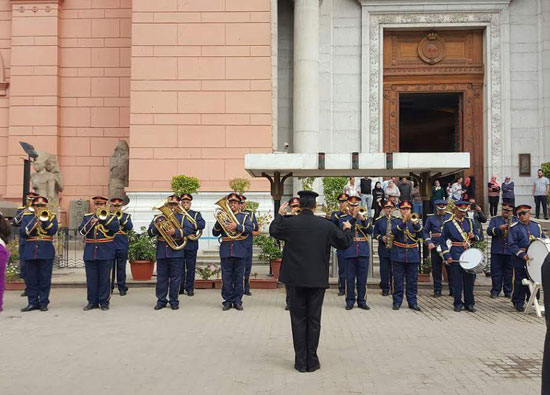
left=171, top=175, right=200, bottom=196
left=299, top=177, right=316, bottom=191
left=5, top=264, right=20, bottom=282
left=229, top=178, right=250, bottom=194
left=128, top=227, right=156, bottom=262
left=542, top=163, right=550, bottom=182
left=246, top=200, right=259, bottom=212
left=254, top=234, right=282, bottom=263
left=322, top=177, right=347, bottom=213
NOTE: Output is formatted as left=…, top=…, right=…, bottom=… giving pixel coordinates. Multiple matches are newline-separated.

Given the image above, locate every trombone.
left=80, top=207, right=110, bottom=237
left=26, top=208, right=54, bottom=235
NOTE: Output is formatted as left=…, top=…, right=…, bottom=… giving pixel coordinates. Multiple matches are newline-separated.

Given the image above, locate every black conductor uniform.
left=269, top=191, right=352, bottom=373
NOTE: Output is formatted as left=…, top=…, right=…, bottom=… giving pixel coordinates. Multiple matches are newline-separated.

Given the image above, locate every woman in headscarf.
left=488, top=175, right=500, bottom=217
left=372, top=181, right=385, bottom=218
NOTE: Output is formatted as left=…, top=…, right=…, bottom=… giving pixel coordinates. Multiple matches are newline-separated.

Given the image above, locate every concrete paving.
left=0, top=288, right=544, bottom=395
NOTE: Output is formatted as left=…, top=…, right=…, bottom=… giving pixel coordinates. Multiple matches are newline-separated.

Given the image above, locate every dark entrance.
left=399, top=93, right=462, bottom=153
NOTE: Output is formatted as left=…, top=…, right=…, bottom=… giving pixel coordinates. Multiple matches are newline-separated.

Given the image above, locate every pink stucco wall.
left=0, top=0, right=272, bottom=213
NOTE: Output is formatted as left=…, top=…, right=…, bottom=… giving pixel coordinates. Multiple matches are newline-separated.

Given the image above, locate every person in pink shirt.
left=0, top=213, right=11, bottom=312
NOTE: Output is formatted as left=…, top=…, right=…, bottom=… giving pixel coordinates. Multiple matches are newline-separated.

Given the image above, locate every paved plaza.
left=0, top=288, right=545, bottom=395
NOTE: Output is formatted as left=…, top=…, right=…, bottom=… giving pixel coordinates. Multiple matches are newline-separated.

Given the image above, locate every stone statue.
left=31, top=151, right=64, bottom=213
left=109, top=140, right=129, bottom=204
left=69, top=199, right=90, bottom=230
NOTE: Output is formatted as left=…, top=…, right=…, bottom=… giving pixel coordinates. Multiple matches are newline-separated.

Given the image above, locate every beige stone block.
left=178, top=91, right=225, bottom=113
left=226, top=125, right=271, bottom=147
left=60, top=77, right=91, bottom=97
left=76, top=38, right=104, bottom=48
left=201, top=80, right=250, bottom=91
left=178, top=24, right=225, bottom=46
left=91, top=77, right=120, bottom=97
left=77, top=9, right=105, bottom=19
left=91, top=0, right=121, bottom=8
left=132, top=13, right=154, bottom=23
left=153, top=114, right=201, bottom=125
left=201, top=12, right=250, bottom=23
left=91, top=48, right=120, bottom=67
left=177, top=57, right=225, bottom=80
left=120, top=77, right=130, bottom=97
left=130, top=114, right=154, bottom=124
left=133, top=24, right=178, bottom=46
left=201, top=113, right=250, bottom=125
left=130, top=147, right=154, bottom=159
left=119, top=107, right=130, bottom=128
left=91, top=19, right=120, bottom=38
left=250, top=114, right=271, bottom=125
left=76, top=128, right=104, bottom=137
left=177, top=125, right=225, bottom=147
left=130, top=125, right=178, bottom=148
left=60, top=48, right=91, bottom=67
left=226, top=0, right=270, bottom=11
left=90, top=137, right=120, bottom=156
left=62, top=166, right=91, bottom=186
left=250, top=80, right=271, bottom=90
left=178, top=0, right=224, bottom=11
left=154, top=148, right=201, bottom=159
left=60, top=136, right=91, bottom=156
left=10, top=106, right=57, bottom=126
left=77, top=68, right=105, bottom=77
left=250, top=12, right=270, bottom=22
left=131, top=91, right=178, bottom=114
left=177, top=159, right=224, bottom=180
left=89, top=166, right=110, bottom=186
left=10, top=76, right=58, bottom=96
left=104, top=127, right=129, bottom=138
left=12, top=15, right=58, bottom=37
left=120, top=48, right=131, bottom=67
left=153, top=13, right=200, bottom=23
left=224, top=159, right=248, bottom=179
left=226, top=91, right=271, bottom=113
left=250, top=46, right=270, bottom=56
left=153, top=45, right=201, bottom=57
left=202, top=147, right=248, bottom=159
left=133, top=0, right=177, bottom=11
left=61, top=18, right=92, bottom=38
left=60, top=107, right=91, bottom=127
left=11, top=46, right=58, bottom=66
left=201, top=46, right=250, bottom=57
left=132, top=57, right=177, bottom=80
left=226, top=57, right=270, bottom=79
left=91, top=107, right=120, bottom=127
left=226, top=23, right=270, bottom=45
left=130, top=159, right=176, bottom=181
left=77, top=156, right=105, bottom=166
left=104, top=38, right=131, bottom=48
left=120, top=19, right=132, bottom=38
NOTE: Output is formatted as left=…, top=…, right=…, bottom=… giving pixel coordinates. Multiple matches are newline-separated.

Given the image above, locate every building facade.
left=0, top=0, right=549, bottom=230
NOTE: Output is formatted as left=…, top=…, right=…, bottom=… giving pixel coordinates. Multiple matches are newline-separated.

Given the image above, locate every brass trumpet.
left=410, top=213, right=420, bottom=224
left=114, top=207, right=126, bottom=220
left=214, top=197, right=243, bottom=240
left=358, top=206, right=368, bottom=216
left=294, top=208, right=302, bottom=215
left=152, top=201, right=187, bottom=250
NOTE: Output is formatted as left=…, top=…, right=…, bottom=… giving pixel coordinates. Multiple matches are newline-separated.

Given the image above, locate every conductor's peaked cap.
left=297, top=190, right=319, bottom=199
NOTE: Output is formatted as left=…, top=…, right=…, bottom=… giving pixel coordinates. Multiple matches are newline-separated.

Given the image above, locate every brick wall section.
left=129, top=0, right=272, bottom=192
left=58, top=0, right=131, bottom=201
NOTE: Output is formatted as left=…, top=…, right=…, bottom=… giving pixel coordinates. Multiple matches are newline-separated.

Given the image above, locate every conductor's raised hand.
left=278, top=202, right=289, bottom=216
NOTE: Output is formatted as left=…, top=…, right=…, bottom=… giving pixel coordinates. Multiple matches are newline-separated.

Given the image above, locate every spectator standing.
left=467, top=198, right=487, bottom=241
left=533, top=169, right=550, bottom=220
left=431, top=180, right=446, bottom=213
left=397, top=177, right=412, bottom=202
left=385, top=180, right=401, bottom=202
left=487, top=176, right=501, bottom=217
left=360, top=177, right=373, bottom=215
left=446, top=183, right=452, bottom=199
left=343, top=177, right=360, bottom=198
left=451, top=177, right=464, bottom=201
left=501, top=176, right=515, bottom=207
left=411, top=182, right=423, bottom=217
left=372, top=182, right=385, bottom=218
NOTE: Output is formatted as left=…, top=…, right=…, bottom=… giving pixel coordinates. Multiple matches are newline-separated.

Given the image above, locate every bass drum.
left=526, top=238, right=550, bottom=284
left=459, top=248, right=487, bottom=274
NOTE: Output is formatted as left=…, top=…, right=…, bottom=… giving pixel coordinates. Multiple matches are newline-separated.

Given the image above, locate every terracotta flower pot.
left=250, top=278, right=278, bottom=289
left=195, top=279, right=215, bottom=289
left=270, top=258, right=282, bottom=279
left=130, top=260, right=155, bottom=281
left=418, top=273, right=431, bottom=283
left=213, top=279, right=222, bottom=289
left=5, top=281, right=25, bottom=291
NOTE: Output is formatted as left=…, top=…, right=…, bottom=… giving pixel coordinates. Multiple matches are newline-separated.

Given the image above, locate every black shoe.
left=337, top=291, right=345, bottom=296
left=515, top=305, right=525, bottom=312
left=490, top=293, right=498, bottom=299
left=465, top=305, right=476, bottom=313
left=449, top=292, right=454, bottom=297
left=434, top=292, right=442, bottom=298
left=244, top=291, right=252, bottom=296
left=187, top=291, right=194, bottom=296
left=504, top=293, right=511, bottom=298
left=119, top=289, right=127, bottom=296
left=392, top=304, right=400, bottom=310
left=171, top=305, right=179, bottom=310
left=20, top=305, right=39, bottom=312
left=345, top=305, right=353, bottom=310
left=358, top=304, right=370, bottom=310
left=40, top=306, right=48, bottom=312
left=20, top=291, right=27, bottom=297
left=222, top=304, right=232, bottom=311
left=294, top=365, right=307, bottom=373
left=285, top=305, right=290, bottom=311
left=100, top=305, right=109, bottom=311
left=409, top=305, right=421, bottom=311
left=179, top=290, right=185, bottom=295
left=454, top=306, right=463, bottom=312
left=154, top=304, right=166, bottom=310
left=234, top=304, right=243, bottom=311
left=307, top=364, right=321, bottom=373
left=83, top=304, right=99, bottom=311
left=545, top=217, right=549, bottom=221
left=382, top=290, right=389, bottom=296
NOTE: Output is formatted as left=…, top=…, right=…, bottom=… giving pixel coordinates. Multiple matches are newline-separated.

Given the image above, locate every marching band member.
left=331, top=193, right=349, bottom=296
left=79, top=196, right=120, bottom=311
left=339, top=195, right=373, bottom=310
left=487, top=202, right=516, bottom=299
left=508, top=204, right=545, bottom=312
left=373, top=200, right=395, bottom=296
left=148, top=195, right=193, bottom=310
left=179, top=193, right=205, bottom=297
left=240, top=194, right=259, bottom=297
left=19, top=196, right=58, bottom=312
left=440, top=201, right=479, bottom=312
left=13, top=192, right=38, bottom=297
left=390, top=201, right=423, bottom=311
left=212, top=193, right=253, bottom=311
left=423, top=199, right=453, bottom=298
left=110, top=197, right=133, bottom=296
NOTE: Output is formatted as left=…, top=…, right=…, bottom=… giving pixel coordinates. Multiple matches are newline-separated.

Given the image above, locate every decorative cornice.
left=11, top=0, right=63, bottom=3
left=357, top=0, right=510, bottom=6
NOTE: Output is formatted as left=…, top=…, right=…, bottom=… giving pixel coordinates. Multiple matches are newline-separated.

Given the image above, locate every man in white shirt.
left=533, top=169, right=550, bottom=220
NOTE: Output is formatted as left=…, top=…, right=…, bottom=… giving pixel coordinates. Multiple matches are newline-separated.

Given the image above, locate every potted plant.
left=128, top=228, right=156, bottom=281
left=172, top=174, right=200, bottom=195
left=229, top=178, right=250, bottom=194
left=5, top=241, right=24, bottom=290
left=255, top=234, right=283, bottom=279
left=419, top=257, right=432, bottom=283
left=195, top=264, right=221, bottom=289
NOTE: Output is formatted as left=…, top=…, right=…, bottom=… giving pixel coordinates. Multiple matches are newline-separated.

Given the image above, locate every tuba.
left=214, top=197, right=243, bottom=240
left=176, top=203, right=202, bottom=241
left=152, top=201, right=187, bottom=250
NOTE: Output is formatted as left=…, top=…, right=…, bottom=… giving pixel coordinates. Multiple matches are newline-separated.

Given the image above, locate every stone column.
left=5, top=0, right=62, bottom=198
left=293, top=0, right=319, bottom=153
